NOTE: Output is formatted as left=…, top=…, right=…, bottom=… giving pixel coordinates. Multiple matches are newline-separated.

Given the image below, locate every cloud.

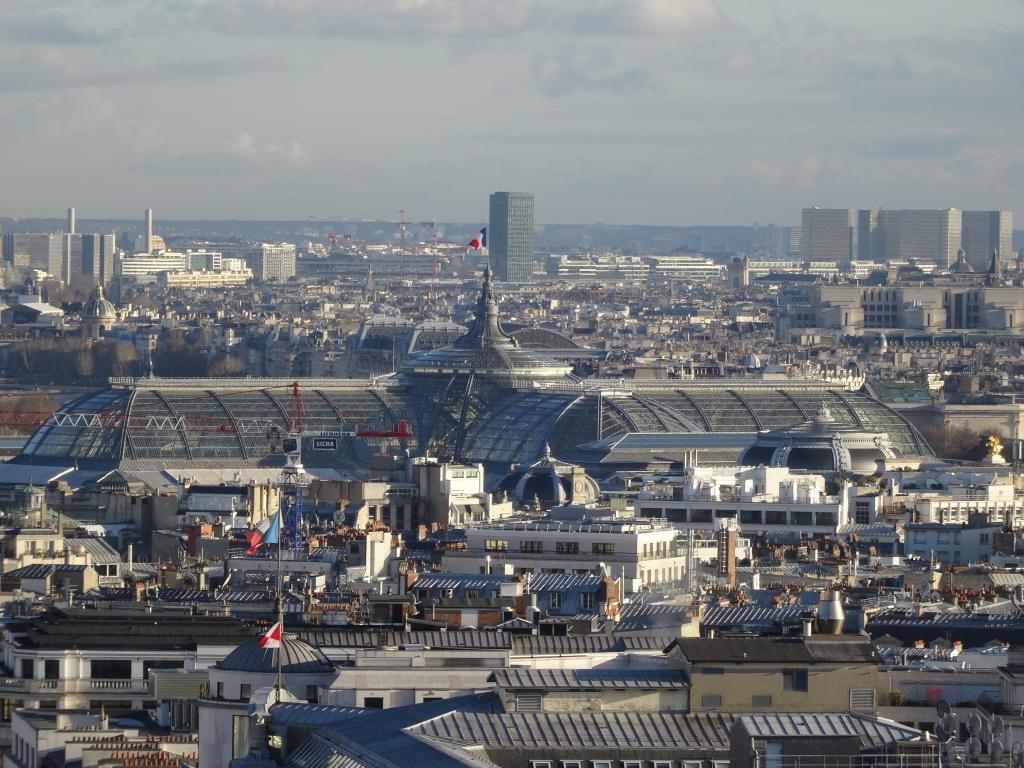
left=191, top=0, right=722, bottom=39
left=225, top=132, right=312, bottom=166
left=862, top=136, right=972, bottom=160
left=530, top=52, right=660, bottom=97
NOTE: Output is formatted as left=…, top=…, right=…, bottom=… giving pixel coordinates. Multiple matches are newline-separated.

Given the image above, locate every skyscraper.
left=962, top=210, right=1013, bottom=271
left=489, top=191, right=534, bottom=282
left=883, top=209, right=961, bottom=266
left=800, top=208, right=856, bottom=265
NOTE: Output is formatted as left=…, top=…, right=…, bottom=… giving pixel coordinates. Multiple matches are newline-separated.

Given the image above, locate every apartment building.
left=441, top=511, right=683, bottom=592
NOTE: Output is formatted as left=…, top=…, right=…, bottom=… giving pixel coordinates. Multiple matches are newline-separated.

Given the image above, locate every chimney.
left=67, top=207, right=76, bottom=235
left=145, top=208, right=153, bottom=253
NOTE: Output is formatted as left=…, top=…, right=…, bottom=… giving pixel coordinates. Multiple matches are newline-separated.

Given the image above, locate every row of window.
left=483, top=540, right=617, bottom=555
left=530, top=761, right=728, bottom=768
left=646, top=507, right=839, bottom=526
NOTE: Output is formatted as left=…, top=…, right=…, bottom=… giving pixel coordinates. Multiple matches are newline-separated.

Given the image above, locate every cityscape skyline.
left=0, top=1, right=1021, bottom=225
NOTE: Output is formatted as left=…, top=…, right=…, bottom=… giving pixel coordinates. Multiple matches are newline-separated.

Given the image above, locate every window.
left=562, top=762, right=583, bottom=768
left=689, top=509, right=712, bottom=523
left=90, top=659, right=132, bottom=680
left=530, top=762, right=553, bottom=768
left=592, top=543, right=616, bottom=555
left=306, top=685, right=318, bottom=703
left=364, top=696, right=384, bottom=709
left=239, top=683, right=251, bottom=700
left=653, top=762, right=673, bottom=768
left=484, top=539, right=508, bottom=552
left=550, top=592, right=563, bottom=609
left=232, top=715, right=251, bottom=760
left=980, top=533, right=990, bottom=544
left=556, top=541, right=579, bottom=554
left=815, top=511, right=837, bottom=526
left=623, top=762, right=643, bottom=768
left=520, top=540, right=544, bottom=553
left=701, top=694, right=723, bottom=707
left=765, top=509, right=787, bottom=524
left=580, top=593, right=594, bottom=611
left=592, top=762, right=613, bottom=768
left=740, top=510, right=762, bottom=524
left=466, top=589, right=479, bottom=599
left=20, top=659, right=33, bottom=679
left=44, top=660, right=59, bottom=680
left=683, top=762, right=703, bottom=768
left=216, top=681, right=224, bottom=699
left=752, top=695, right=772, bottom=707
left=790, top=511, right=812, bottom=525
left=783, top=669, right=808, bottom=692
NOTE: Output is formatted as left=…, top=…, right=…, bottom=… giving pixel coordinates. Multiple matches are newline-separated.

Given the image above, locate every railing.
left=0, top=678, right=149, bottom=694
left=753, top=755, right=939, bottom=768
left=108, top=375, right=398, bottom=390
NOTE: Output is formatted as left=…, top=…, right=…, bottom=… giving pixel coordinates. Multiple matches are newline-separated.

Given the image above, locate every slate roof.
left=671, top=636, right=880, bottom=664
left=737, top=713, right=921, bottom=749
left=411, top=710, right=734, bottom=750
left=4, top=564, right=88, bottom=579
left=700, top=604, right=805, bottom=631
left=490, top=668, right=688, bottom=690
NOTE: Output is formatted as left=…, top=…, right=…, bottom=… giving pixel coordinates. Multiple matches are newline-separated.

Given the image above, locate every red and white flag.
left=258, top=621, right=282, bottom=649
left=467, top=227, right=487, bottom=250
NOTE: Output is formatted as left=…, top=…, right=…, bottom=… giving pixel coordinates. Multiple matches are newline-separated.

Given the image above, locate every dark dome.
left=495, top=444, right=600, bottom=507
left=403, top=267, right=572, bottom=379
left=218, top=635, right=333, bottom=674
left=951, top=248, right=975, bottom=274
left=82, top=284, right=116, bottom=319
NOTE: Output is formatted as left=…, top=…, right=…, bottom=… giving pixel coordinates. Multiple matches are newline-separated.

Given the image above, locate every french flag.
left=258, top=621, right=282, bottom=649
left=467, top=227, right=487, bottom=250
left=246, top=512, right=279, bottom=555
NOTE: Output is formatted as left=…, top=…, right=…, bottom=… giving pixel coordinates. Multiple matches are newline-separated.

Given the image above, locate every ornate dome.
left=403, top=267, right=572, bottom=379
left=950, top=249, right=975, bottom=274
left=739, top=402, right=895, bottom=474
left=495, top=444, right=600, bottom=507
left=83, top=285, right=116, bottom=319
left=218, top=634, right=333, bottom=674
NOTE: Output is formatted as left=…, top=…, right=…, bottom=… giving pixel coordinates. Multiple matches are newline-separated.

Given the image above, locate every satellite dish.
left=970, top=712, right=983, bottom=736
left=991, top=738, right=1005, bottom=763
left=937, top=699, right=952, bottom=719
left=968, top=736, right=983, bottom=760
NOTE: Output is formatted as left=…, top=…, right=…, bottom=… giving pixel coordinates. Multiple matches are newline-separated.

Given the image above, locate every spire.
left=456, top=266, right=515, bottom=349
left=989, top=248, right=1004, bottom=284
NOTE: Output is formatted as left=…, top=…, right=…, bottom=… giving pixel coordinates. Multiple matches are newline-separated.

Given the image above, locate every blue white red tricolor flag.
left=246, top=512, right=280, bottom=554
left=258, top=622, right=282, bottom=649
left=467, top=227, right=486, bottom=250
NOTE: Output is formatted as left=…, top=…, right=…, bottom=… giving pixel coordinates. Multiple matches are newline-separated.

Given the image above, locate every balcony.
left=0, top=678, right=149, bottom=695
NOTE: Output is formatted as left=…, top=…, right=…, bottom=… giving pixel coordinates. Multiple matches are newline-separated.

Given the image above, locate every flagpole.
left=275, top=504, right=284, bottom=697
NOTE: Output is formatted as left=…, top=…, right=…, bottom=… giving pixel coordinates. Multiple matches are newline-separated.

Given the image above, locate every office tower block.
left=245, top=243, right=297, bottom=281
left=800, top=208, right=856, bottom=265
left=875, top=208, right=961, bottom=266
left=856, top=209, right=878, bottom=261
left=3, top=233, right=64, bottom=278
left=144, top=208, right=153, bottom=254
left=81, top=233, right=116, bottom=285
left=489, top=191, right=535, bottom=282
left=962, top=210, right=1013, bottom=271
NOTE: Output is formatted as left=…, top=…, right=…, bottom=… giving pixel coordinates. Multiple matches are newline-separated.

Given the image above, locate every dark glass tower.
left=488, top=191, right=534, bottom=282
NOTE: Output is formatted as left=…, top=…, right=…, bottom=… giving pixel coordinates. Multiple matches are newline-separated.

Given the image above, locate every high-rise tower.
left=144, top=208, right=153, bottom=254
left=489, top=191, right=534, bottom=282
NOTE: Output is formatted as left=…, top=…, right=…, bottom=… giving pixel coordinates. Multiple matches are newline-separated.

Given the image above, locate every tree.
left=921, top=424, right=982, bottom=460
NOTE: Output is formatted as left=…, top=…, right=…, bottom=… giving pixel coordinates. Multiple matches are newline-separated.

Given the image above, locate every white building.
left=635, top=466, right=870, bottom=537
left=647, top=254, right=723, bottom=282
left=442, top=511, right=684, bottom=593
left=903, top=523, right=1002, bottom=565
left=116, top=252, right=188, bottom=283
left=246, top=242, right=297, bottom=281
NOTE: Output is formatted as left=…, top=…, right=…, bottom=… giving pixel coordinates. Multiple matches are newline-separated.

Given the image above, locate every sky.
left=0, top=0, right=1022, bottom=226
